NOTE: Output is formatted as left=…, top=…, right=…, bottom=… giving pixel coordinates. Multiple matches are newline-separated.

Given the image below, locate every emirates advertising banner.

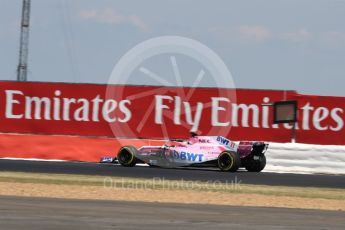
left=1, top=36, right=344, bottom=145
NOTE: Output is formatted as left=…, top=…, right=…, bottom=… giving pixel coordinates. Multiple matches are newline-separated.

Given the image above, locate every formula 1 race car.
left=101, top=134, right=268, bottom=172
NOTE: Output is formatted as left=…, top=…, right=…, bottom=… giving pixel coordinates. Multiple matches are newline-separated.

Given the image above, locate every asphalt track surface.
left=1, top=159, right=345, bottom=188
left=0, top=196, right=344, bottom=230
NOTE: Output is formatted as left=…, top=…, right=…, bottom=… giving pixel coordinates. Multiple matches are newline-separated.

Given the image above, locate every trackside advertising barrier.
left=0, top=81, right=344, bottom=145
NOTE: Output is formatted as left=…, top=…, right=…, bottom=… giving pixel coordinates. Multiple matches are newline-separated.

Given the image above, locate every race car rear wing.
left=238, top=141, right=268, bottom=156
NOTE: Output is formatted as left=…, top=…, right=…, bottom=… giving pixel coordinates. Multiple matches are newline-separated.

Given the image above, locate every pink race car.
left=102, top=133, right=268, bottom=172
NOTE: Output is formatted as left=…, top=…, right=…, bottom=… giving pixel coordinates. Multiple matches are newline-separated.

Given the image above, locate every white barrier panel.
left=265, top=143, right=345, bottom=175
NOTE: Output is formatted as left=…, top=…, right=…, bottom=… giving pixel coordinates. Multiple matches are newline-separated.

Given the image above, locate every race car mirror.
left=273, top=100, right=298, bottom=124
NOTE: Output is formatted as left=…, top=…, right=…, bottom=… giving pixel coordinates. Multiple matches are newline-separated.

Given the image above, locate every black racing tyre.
left=245, top=155, right=266, bottom=172
left=217, top=151, right=241, bottom=172
left=117, top=146, right=137, bottom=167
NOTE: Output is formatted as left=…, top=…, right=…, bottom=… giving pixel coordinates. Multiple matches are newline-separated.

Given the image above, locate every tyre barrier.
left=265, top=143, right=345, bottom=175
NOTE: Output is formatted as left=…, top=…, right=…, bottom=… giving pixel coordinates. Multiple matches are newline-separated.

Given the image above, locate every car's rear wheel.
left=245, top=155, right=266, bottom=172
left=217, top=151, right=241, bottom=172
left=117, top=146, right=137, bottom=167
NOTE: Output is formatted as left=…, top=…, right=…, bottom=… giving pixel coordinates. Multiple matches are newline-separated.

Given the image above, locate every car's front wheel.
left=217, top=151, right=241, bottom=172
left=117, top=146, right=137, bottom=167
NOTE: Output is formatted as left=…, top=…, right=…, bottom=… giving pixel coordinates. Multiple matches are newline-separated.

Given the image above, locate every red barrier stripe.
left=0, top=133, right=164, bottom=162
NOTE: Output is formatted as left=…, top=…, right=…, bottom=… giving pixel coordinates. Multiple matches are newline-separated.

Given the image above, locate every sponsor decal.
left=200, top=146, right=215, bottom=150
left=1, top=81, right=345, bottom=145
left=217, top=136, right=236, bottom=148
left=217, top=136, right=230, bottom=145
left=198, top=138, right=211, bottom=143
left=172, top=150, right=203, bottom=162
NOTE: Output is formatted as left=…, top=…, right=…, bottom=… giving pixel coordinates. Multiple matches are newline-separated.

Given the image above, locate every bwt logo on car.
left=217, top=136, right=236, bottom=148
left=217, top=136, right=230, bottom=145
left=172, top=151, right=203, bottom=162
